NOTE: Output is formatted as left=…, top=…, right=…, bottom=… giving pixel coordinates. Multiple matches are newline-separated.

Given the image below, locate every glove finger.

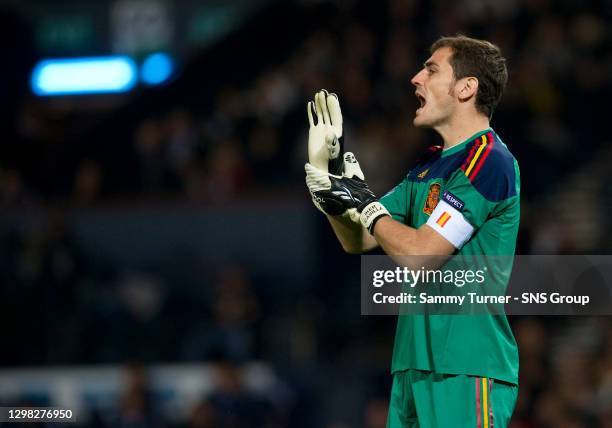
left=321, top=89, right=332, bottom=125
left=327, top=93, right=343, bottom=136
left=314, top=92, right=324, bottom=124
left=307, top=101, right=315, bottom=127
left=316, top=90, right=331, bottom=125
left=343, top=152, right=365, bottom=180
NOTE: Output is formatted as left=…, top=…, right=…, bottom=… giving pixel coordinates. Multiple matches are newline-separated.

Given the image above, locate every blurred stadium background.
left=0, top=0, right=611, bottom=426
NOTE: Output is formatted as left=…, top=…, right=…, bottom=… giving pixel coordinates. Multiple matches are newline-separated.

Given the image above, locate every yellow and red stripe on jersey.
left=436, top=211, right=451, bottom=227
left=461, top=132, right=495, bottom=182
left=476, top=377, right=494, bottom=427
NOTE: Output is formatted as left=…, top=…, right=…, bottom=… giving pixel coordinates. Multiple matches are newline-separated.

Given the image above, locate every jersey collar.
left=441, top=128, right=493, bottom=158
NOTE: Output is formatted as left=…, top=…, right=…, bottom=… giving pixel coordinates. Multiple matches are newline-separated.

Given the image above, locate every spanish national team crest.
left=423, top=182, right=441, bottom=215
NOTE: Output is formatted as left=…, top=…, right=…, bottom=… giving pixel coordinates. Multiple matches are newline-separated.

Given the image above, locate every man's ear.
left=457, top=77, right=478, bottom=102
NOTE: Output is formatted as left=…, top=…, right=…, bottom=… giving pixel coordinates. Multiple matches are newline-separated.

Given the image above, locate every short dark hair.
left=430, top=35, right=508, bottom=118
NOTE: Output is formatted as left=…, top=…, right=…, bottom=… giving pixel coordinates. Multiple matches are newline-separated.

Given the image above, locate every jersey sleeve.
left=380, top=177, right=412, bottom=224
left=426, top=139, right=518, bottom=249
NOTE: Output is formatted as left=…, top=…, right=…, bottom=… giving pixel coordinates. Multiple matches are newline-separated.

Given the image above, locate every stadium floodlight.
left=140, top=52, right=174, bottom=85
left=31, top=56, right=138, bottom=96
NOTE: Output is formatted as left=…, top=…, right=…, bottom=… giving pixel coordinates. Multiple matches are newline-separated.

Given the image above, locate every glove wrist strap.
left=359, top=201, right=390, bottom=235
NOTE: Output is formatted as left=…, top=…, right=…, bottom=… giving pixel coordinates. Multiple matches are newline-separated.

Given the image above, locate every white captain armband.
left=426, top=199, right=474, bottom=249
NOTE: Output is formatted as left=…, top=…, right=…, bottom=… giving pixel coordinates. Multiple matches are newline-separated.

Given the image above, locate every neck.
left=435, top=111, right=490, bottom=150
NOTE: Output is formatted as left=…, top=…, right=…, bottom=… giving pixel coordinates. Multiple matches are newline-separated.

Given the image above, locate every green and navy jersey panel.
left=379, top=128, right=520, bottom=385
left=380, top=128, right=520, bottom=254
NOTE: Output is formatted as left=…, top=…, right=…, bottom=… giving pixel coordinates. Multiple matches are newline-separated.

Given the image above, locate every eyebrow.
left=424, top=60, right=439, bottom=69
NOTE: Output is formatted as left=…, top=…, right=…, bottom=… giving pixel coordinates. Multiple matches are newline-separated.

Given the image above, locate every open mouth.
left=416, top=93, right=426, bottom=108
left=415, top=92, right=426, bottom=114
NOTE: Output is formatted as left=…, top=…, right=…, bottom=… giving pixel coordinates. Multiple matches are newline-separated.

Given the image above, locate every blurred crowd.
left=1, top=0, right=612, bottom=426
left=110, top=362, right=281, bottom=428
left=2, top=0, right=611, bottom=250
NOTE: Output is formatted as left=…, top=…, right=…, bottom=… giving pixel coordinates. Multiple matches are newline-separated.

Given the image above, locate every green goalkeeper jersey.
left=379, top=128, right=520, bottom=385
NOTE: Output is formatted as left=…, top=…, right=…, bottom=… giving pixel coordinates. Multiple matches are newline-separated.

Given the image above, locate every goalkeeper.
left=305, top=36, right=520, bottom=428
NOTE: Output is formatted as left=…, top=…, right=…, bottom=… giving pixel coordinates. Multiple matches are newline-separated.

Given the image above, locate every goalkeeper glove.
left=307, top=89, right=344, bottom=175
left=305, top=152, right=390, bottom=235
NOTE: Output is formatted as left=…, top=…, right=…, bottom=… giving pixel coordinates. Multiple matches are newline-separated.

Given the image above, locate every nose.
left=411, top=69, right=425, bottom=87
